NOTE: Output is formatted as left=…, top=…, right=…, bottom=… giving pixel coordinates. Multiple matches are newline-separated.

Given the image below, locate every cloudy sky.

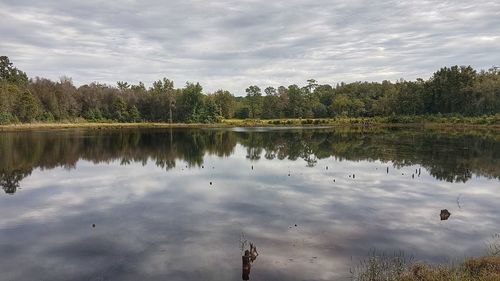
left=1, top=0, right=499, bottom=95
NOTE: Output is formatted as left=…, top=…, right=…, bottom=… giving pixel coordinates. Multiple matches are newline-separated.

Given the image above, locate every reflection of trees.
left=0, top=169, right=31, bottom=194
left=0, top=127, right=498, bottom=194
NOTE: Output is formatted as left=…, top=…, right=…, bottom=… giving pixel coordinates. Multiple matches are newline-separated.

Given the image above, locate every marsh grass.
left=487, top=233, right=500, bottom=257
left=350, top=249, right=414, bottom=281
left=350, top=249, right=500, bottom=281
left=351, top=236, right=500, bottom=281
left=224, top=115, right=500, bottom=127
left=1, top=115, right=499, bottom=131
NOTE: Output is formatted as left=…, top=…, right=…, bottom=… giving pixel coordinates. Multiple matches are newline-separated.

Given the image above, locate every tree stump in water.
left=440, top=209, right=451, bottom=220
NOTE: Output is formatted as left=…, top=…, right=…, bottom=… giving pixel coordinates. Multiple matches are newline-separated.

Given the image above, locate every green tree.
left=0, top=56, right=28, bottom=85
left=128, top=105, right=141, bottom=122
left=16, top=90, right=41, bottom=122
left=112, top=96, right=128, bottom=121
left=212, top=89, right=235, bottom=119
left=245, top=85, right=262, bottom=118
left=331, top=95, right=365, bottom=117
left=471, top=68, right=500, bottom=115
left=144, top=78, right=175, bottom=121
left=262, top=86, right=282, bottom=119
left=179, top=82, right=204, bottom=122
left=201, top=96, right=221, bottom=123
left=0, top=82, right=19, bottom=123
left=117, top=81, right=130, bottom=90
left=286, top=85, right=304, bottom=118
left=426, top=65, right=476, bottom=115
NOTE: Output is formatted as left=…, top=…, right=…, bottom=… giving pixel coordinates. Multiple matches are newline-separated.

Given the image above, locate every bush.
left=0, top=112, right=16, bottom=124
left=41, top=111, right=55, bottom=122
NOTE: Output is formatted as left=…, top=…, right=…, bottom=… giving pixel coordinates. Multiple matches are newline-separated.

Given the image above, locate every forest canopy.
left=1, top=56, right=499, bottom=124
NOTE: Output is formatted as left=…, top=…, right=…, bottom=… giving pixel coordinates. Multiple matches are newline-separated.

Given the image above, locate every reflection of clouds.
left=0, top=146, right=499, bottom=281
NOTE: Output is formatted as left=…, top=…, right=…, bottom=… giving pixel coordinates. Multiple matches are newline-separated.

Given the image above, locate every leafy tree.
left=471, top=68, right=500, bottom=115
left=179, top=82, right=204, bottom=122
left=262, top=87, right=282, bottom=119
left=426, top=66, right=476, bottom=114
left=212, top=89, right=235, bottom=118
left=144, top=78, right=175, bottom=121
left=16, top=90, right=41, bottom=122
left=286, top=85, right=304, bottom=118
left=245, top=85, right=262, bottom=118
left=331, top=95, right=350, bottom=116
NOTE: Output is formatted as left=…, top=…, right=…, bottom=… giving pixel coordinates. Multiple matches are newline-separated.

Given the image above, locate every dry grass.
left=0, top=122, right=231, bottom=131
left=1, top=116, right=500, bottom=131
left=351, top=255, right=500, bottom=281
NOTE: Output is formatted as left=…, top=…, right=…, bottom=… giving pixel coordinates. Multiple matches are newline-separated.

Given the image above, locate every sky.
left=1, top=0, right=499, bottom=95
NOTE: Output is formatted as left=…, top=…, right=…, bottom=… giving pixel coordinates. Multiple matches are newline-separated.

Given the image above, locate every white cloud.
left=1, top=0, right=499, bottom=94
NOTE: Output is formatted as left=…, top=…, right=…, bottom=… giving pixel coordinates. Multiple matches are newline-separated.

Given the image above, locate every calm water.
left=0, top=127, right=499, bottom=281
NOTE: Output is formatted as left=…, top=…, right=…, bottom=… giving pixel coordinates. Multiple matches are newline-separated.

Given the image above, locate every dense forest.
left=1, top=56, right=499, bottom=124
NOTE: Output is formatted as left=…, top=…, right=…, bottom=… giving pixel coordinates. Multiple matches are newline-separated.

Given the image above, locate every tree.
left=313, top=84, right=335, bottom=116
left=112, top=96, right=128, bottom=121
left=286, top=85, right=304, bottom=118
left=471, top=68, right=500, bottom=115
left=305, top=79, right=318, bottom=94
left=16, top=90, right=41, bottom=122
left=144, top=78, right=175, bottom=121
left=245, top=85, right=262, bottom=119
left=117, top=81, right=130, bottom=90
left=179, top=82, right=204, bottom=122
left=426, top=65, right=476, bottom=115
left=212, top=89, right=235, bottom=119
left=0, top=56, right=28, bottom=85
left=128, top=105, right=141, bottom=122
left=201, top=96, right=221, bottom=123
left=0, top=82, right=20, bottom=123
left=331, top=95, right=350, bottom=116
left=262, top=86, right=282, bottom=119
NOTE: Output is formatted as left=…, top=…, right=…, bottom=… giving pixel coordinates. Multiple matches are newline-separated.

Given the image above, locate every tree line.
left=1, top=56, right=499, bottom=124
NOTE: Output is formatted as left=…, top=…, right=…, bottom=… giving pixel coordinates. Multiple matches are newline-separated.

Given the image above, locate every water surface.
left=0, top=127, right=499, bottom=281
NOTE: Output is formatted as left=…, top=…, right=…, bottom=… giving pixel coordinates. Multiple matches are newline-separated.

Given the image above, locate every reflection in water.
left=242, top=243, right=258, bottom=280
left=0, top=128, right=499, bottom=281
left=0, top=127, right=499, bottom=194
left=0, top=169, right=30, bottom=194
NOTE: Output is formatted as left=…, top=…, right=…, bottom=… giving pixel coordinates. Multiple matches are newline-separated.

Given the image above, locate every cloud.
left=0, top=0, right=499, bottom=94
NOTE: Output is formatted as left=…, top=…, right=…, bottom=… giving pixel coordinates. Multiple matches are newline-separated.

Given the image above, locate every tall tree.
left=212, top=89, right=235, bottom=119
left=179, top=82, right=204, bottom=122
left=0, top=56, right=28, bottom=85
left=286, top=85, right=304, bottom=118
left=16, top=90, right=41, bottom=122
left=245, top=85, right=262, bottom=119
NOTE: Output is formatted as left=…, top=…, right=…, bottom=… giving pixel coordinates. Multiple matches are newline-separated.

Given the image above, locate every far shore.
left=1, top=118, right=500, bottom=131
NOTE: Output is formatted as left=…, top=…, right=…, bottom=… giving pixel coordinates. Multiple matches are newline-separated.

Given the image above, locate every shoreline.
left=1, top=120, right=500, bottom=131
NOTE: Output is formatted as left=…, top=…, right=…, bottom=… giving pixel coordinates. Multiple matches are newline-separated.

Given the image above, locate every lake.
left=0, top=127, right=499, bottom=281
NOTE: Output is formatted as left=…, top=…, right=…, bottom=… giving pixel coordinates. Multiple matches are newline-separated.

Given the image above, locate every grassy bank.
left=352, top=236, right=500, bottom=281
left=0, top=122, right=225, bottom=131
left=1, top=115, right=500, bottom=131
left=352, top=255, right=500, bottom=281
